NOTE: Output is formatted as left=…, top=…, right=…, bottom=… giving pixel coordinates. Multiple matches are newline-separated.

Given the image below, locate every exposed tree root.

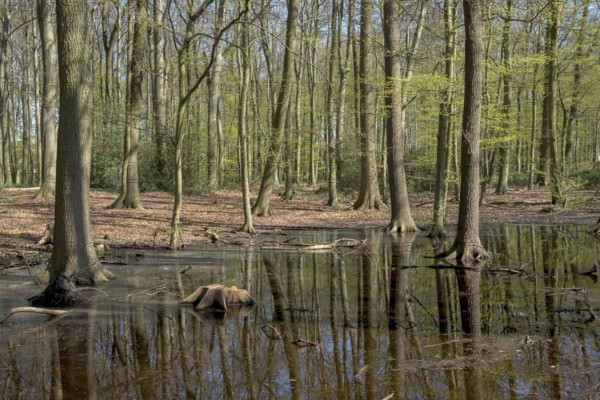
left=435, top=243, right=489, bottom=263
left=426, top=224, right=447, bottom=239
left=384, top=221, right=420, bottom=234
left=28, top=275, right=83, bottom=307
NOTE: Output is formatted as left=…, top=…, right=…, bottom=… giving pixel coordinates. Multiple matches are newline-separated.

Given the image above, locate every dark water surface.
left=1, top=225, right=599, bottom=399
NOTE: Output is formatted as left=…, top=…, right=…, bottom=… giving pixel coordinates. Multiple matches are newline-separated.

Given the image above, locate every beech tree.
left=33, top=0, right=58, bottom=199
left=429, top=0, right=457, bottom=238
left=251, top=0, right=298, bottom=216
left=110, top=0, right=147, bottom=209
left=237, top=9, right=254, bottom=233
left=382, top=0, right=424, bottom=233
left=437, top=0, right=487, bottom=261
left=169, top=1, right=248, bottom=249
left=31, top=0, right=113, bottom=307
left=353, top=0, right=384, bottom=210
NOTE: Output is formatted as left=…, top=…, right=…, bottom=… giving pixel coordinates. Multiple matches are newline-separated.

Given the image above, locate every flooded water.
left=1, top=225, right=599, bottom=399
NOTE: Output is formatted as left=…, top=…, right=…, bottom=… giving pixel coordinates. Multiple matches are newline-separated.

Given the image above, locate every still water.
left=1, top=225, right=599, bottom=399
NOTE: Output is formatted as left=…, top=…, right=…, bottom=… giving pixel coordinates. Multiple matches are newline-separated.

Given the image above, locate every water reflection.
left=0, top=225, right=599, bottom=399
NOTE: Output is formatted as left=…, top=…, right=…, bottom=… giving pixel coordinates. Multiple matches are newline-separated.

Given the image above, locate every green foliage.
left=573, top=164, right=600, bottom=189
left=405, top=149, right=436, bottom=193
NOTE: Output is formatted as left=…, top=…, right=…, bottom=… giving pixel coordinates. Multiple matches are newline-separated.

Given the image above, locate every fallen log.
left=0, top=306, right=70, bottom=324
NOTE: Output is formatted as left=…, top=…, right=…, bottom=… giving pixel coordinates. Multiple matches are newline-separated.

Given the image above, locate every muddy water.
left=0, top=225, right=599, bottom=399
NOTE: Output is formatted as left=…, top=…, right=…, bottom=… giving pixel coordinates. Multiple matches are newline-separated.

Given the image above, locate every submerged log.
left=180, top=284, right=255, bottom=312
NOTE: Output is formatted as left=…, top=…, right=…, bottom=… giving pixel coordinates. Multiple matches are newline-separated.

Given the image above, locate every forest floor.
left=1, top=185, right=598, bottom=268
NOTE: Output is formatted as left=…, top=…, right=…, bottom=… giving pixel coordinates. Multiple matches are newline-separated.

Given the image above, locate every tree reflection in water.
left=0, top=225, right=599, bottom=398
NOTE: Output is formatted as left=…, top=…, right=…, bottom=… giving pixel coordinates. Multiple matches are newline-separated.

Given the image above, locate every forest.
left=1, top=0, right=598, bottom=225
left=1, top=0, right=600, bottom=397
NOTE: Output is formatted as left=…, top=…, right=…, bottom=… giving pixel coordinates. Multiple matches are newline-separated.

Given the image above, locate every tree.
left=169, top=1, right=248, bottom=249
left=251, top=0, right=298, bottom=216
left=34, top=0, right=58, bottom=200
left=542, top=0, right=563, bottom=205
left=110, top=0, right=147, bottom=209
left=0, top=0, right=11, bottom=189
left=30, top=0, right=113, bottom=307
left=382, top=0, right=423, bottom=233
left=207, top=0, right=225, bottom=190
left=325, top=0, right=340, bottom=207
left=437, top=0, right=487, bottom=261
left=495, top=0, right=513, bottom=194
left=429, top=0, right=457, bottom=238
left=563, top=0, right=590, bottom=168
left=353, top=0, right=384, bottom=210
left=152, top=0, right=168, bottom=189
left=237, top=9, right=255, bottom=234
left=536, top=0, right=562, bottom=195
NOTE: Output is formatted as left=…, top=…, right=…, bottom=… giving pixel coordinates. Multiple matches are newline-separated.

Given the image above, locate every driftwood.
left=180, top=284, right=254, bottom=312
left=0, top=306, right=70, bottom=324
left=261, top=238, right=366, bottom=252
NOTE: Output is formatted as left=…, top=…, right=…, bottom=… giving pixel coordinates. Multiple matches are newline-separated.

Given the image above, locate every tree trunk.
left=34, top=0, right=58, bottom=199
left=0, top=0, right=7, bottom=189
left=110, top=0, right=146, bottom=209
left=237, top=12, right=254, bottom=234
left=540, top=0, right=563, bottom=204
left=169, top=1, right=248, bottom=248
left=282, top=95, right=295, bottom=200
left=207, top=0, right=225, bottom=191
left=152, top=0, right=168, bottom=190
left=353, top=0, right=384, bottom=210
left=429, top=0, right=456, bottom=238
left=495, top=0, right=512, bottom=194
left=383, top=0, right=421, bottom=232
left=326, top=0, right=340, bottom=207
left=251, top=0, right=298, bottom=216
left=31, top=0, right=114, bottom=307
left=564, top=0, right=589, bottom=171
left=438, top=0, right=487, bottom=261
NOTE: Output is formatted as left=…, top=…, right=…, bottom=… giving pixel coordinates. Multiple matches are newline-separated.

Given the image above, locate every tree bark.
left=325, top=0, right=340, bottom=207
left=353, top=0, right=384, bottom=210
left=495, top=0, right=512, bottom=194
left=0, top=0, right=8, bottom=189
left=207, top=0, right=225, bottom=191
left=564, top=0, right=589, bottom=170
left=383, top=0, right=421, bottom=232
left=237, top=12, right=255, bottom=234
left=251, top=0, right=298, bottom=216
left=34, top=0, right=58, bottom=199
left=429, top=0, right=457, bottom=238
left=31, top=0, right=114, bottom=307
left=437, top=0, right=487, bottom=261
left=152, top=0, right=168, bottom=190
left=110, top=0, right=146, bottom=209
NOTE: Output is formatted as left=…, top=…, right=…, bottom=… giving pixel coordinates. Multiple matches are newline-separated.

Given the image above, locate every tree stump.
left=180, top=284, right=254, bottom=312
